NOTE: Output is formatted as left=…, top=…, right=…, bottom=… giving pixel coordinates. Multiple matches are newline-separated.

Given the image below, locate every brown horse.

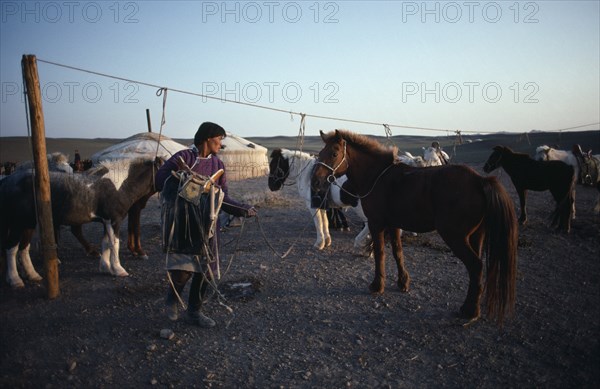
left=311, top=130, right=518, bottom=325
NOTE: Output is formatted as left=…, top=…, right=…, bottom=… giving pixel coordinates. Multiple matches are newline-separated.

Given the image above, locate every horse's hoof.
left=28, top=274, right=43, bottom=282
left=111, top=264, right=129, bottom=277
left=99, top=262, right=112, bottom=274
left=9, top=279, right=25, bottom=289
left=459, top=305, right=480, bottom=320
left=397, top=283, right=410, bottom=293
left=112, top=268, right=129, bottom=277
left=369, top=283, right=384, bottom=295
left=131, top=251, right=149, bottom=260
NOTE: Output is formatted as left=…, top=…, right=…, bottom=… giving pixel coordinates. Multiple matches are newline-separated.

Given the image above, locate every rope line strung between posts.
left=36, top=58, right=600, bottom=136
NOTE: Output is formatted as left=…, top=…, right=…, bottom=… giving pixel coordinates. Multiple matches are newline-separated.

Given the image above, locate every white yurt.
left=91, top=132, right=187, bottom=163
left=219, top=132, right=269, bottom=181
left=92, top=131, right=268, bottom=181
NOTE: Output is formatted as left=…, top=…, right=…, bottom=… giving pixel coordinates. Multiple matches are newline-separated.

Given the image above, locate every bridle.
left=316, top=140, right=394, bottom=200
left=268, top=156, right=290, bottom=187
left=315, top=140, right=348, bottom=184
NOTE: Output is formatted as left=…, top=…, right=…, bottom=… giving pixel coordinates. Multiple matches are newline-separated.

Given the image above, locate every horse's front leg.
left=5, top=229, right=40, bottom=288
left=354, top=223, right=373, bottom=258
left=389, top=228, right=410, bottom=292
left=571, top=184, right=577, bottom=219
left=517, top=189, right=528, bottom=225
left=320, top=209, right=332, bottom=247
left=127, top=194, right=151, bottom=259
left=70, top=225, right=99, bottom=256
left=17, top=234, right=43, bottom=283
left=127, top=205, right=148, bottom=259
left=311, top=208, right=331, bottom=250
left=6, top=245, right=24, bottom=288
left=99, top=221, right=128, bottom=277
left=369, top=228, right=386, bottom=294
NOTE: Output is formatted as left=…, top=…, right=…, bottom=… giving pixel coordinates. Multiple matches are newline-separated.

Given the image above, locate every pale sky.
left=1, top=0, right=599, bottom=139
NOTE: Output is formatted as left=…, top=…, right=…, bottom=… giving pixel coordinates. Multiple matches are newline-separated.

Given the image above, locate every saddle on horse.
left=572, top=144, right=598, bottom=186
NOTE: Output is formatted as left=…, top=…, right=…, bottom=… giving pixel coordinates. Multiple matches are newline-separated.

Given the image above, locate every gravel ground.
left=1, top=164, right=599, bottom=388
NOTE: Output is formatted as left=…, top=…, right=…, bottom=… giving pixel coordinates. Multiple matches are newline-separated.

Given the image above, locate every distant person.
left=74, top=149, right=83, bottom=172
left=431, top=141, right=449, bottom=165
left=155, top=122, right=257, bottom=328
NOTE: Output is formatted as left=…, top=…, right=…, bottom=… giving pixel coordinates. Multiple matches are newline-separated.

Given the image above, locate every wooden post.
left=146, top=109, right=152, bottom=132
left=21, top=54, right=60, bottom=299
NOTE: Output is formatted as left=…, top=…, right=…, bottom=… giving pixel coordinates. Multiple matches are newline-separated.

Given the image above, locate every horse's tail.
left=482, top=177, right=518, bottom=326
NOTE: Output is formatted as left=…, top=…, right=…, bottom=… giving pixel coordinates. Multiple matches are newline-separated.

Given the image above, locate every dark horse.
left=483, top=145, right=575, bottom=233
left=0, top=157, right=162, bottom=288
left=311, top=130, right=518, bottom=325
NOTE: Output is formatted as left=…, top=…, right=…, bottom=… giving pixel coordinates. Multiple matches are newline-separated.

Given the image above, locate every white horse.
left=0, top=158, right=161, bottom=288
left=268, top=148, right=370, bottom=253
left=397, top=151, right=426, bottom=167
left=535, top=145, right=600, bottom=214
left=422, top=146, right=450, bottom=166
left=16, top=152, right=74, bottom=174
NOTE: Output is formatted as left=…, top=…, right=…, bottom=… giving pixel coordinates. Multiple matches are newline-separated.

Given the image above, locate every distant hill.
left=1, top=131, right=598, bottom=165
left=248, top=130, right=600, bottom=164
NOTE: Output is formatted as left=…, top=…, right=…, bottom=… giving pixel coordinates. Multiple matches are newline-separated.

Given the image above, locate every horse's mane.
left=325, top=129, right=396, bottom=161
left=94, top=158, right=156, bottom=190
left=280, top=148, right=314, bottom=161
left=498, top=145, right=532, bottom=161
left=16, top=152, right=72, bottom=173
left=49, top=152, right=69, bottom=165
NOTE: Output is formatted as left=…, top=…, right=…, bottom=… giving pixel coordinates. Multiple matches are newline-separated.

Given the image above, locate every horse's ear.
left=320, top=130, right=327, bottom=142
left=334, top=129, right=342, bottom=141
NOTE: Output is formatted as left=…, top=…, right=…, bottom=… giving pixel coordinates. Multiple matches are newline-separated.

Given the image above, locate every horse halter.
left=315, top=140, right=348, bottom=183
left=268, top=157, right=289, bottom=186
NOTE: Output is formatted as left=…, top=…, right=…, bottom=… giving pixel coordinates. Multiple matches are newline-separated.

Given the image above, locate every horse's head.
left=483, top=146, right=505, bottom=173
left=534, top=145, right=551, bottom=161
left=268, top=149, right=290, bottom=191
left=311, top=130, right=349, bottom=195
left=48, top=152, right=73, bottom=174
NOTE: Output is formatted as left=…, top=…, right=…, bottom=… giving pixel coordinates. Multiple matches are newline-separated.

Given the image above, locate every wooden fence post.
left=146, top=109, right=152, bottom=132
left=21, top=54, right=60, bottom=299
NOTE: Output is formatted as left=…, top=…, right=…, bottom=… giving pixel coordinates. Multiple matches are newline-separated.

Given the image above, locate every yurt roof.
left=219, top=132, right=269, bottom=181
left=91, top=132, right=187, bottom=163
left=221, top=132, right=267, bottom=154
